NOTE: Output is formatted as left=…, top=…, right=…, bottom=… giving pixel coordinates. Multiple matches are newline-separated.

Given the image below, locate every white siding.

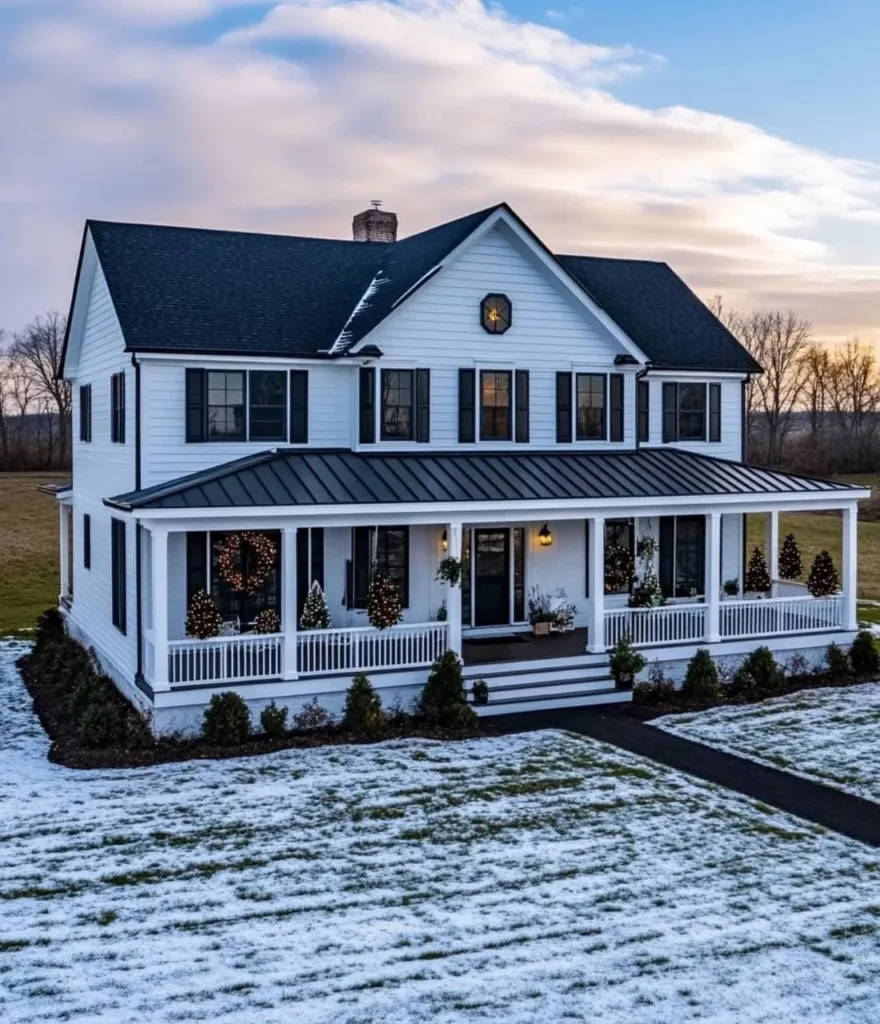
left=643, top=376, right=744, bottom=461
left=361, top=223, right=637, bottom=450
left=67, top=264, right=138, bottom=680
left=140, top=360, right=354, bottom=487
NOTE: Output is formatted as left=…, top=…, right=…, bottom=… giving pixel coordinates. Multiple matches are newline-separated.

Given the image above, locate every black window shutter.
left=709, top=383, right=721, bottom=442
left=359, top=368, right=375, bottom=444
left=458, top=369, right=476, bottom=443
left=637, top=380, right=649, bottom=442
left=416, top=369, right=431, bottom=443
left=186, top=532, right=208, bottom=602
left=659, top=516, right=675, bottom=597
left=111, top=519, right=127, bottom=633
left=556, top=372, right=572, bottom=443
left=83, top=513, right=91, bottom=569
left=609, top=373, right=624, bottom=442
left=112, top=372, right=126, bottom=444
left=584, top=520, right=590, bottom=597
left=289, top=370, right=309, bottom=444
left=312, top=528, right=325, bottom=592
left=515, top=370, right=530, bottom=443
left=352, top=526, right=372, bottom=608
left=296, top=529, right=310, bottom=623
left=185, top=369, right=206, bottom=443
left=662, top=382, right=678, bottom=443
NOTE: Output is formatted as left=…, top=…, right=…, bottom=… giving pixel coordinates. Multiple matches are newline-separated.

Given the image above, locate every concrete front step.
left=465, top=665, right=612, bottom=690
left=473, top=675, right=614, bottom=702
left=473, top=687, right=631, bottom=716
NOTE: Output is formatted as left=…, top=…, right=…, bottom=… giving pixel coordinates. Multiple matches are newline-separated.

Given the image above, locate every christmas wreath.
left=604, top=543, right=635, bottom=594
left=217, top=532, right=277, bottom=594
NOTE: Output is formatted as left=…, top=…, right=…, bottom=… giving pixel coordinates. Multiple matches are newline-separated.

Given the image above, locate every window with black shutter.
left=381, top=369, right=414, bottom=440
left=207, top=371, right=245, bottom=441
left=416, top=368, right=430, bottom=443
left=609, top=373, right=624, bottom=443
left=352, top=526, right=409, bottom=608
left=289, top=370, right=309, bottom=444
left=83, top=513, right=91, bottom=569
left=480, top=371, right=511, bottom=441
left=515, top=370, right=529, bottom=443
left=709, top=383, right=722, bottom=442
left=576, top=374, right=606, bottom=440
left=111, top=518, right=126, bottom=633
left=79, top=384, right=92, bottom=443
left=662, top=382, right=707, bottom=442
left=110, top=372, right=125, bottom=444
left=556, top=372, right=572, bottom=443
left=637, top=380, right=649, bottom=442
left=458, top=368, right=476, bottom=443
left=359, top=367, right=376, bottom=444
left=659, top=516, right=705, bottom=598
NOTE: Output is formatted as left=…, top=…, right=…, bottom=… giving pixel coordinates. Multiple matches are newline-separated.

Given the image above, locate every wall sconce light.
left=538, top=523, right=553, bottom=547
left=441, top=529, right=448, bottom=552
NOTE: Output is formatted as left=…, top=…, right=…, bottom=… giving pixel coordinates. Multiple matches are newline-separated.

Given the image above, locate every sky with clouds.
left=1, top=0, right=878, bottom=344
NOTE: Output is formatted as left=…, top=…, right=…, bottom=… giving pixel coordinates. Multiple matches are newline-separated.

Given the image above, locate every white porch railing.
left=297, top=622, right=449, bottom=677
left=604, top=603, right=707, bottom=648
left=168, top=633, right=284, bottom=686
left=720, top=595, right=844, bottom=640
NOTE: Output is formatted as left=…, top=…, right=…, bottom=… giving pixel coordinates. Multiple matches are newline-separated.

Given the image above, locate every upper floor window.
left=208, top=371, right=246, bottom=441
left=79, top=384, right=92, bottom=443
left=576, top=374, right=606, bottom=440
left=480, top=293, right=512, bottom=334
left=480, top=370, right=511, bottom=440
left=662, top=382, right=722, bottom=443
left=381, top=369, right=414, bottom=440
left=249, top=371, right=286, bottom=442
left=110, top=372, right=125, bottom=444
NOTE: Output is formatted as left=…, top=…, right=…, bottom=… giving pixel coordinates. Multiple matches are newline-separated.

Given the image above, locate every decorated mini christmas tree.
left=778, top=533, right=803, bottom=580
left=185, top=590, right=222, bottom=639
left=367, top=573, right=402, bottom=630
left=300, top=581, right=330, bottom=630
left=744, top=547, right=771, bottom=594
left=254, top=608, right=281, bottom=634
left=806, top=550, right=840, bottom=597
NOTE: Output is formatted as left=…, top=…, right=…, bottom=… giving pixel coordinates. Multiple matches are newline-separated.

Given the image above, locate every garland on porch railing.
left=806, top=550, right=840, bottom=597
left=185, top=589, right=222, bottom=639
left=217, top=531, right=277, bottom=594
left=367, top=573, right=403, bottom=630
left=300, top=580, right=331, bottom=630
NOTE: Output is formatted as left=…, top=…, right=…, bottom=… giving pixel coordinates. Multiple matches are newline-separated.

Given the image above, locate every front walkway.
left=495, top=705, right=880, bottom=848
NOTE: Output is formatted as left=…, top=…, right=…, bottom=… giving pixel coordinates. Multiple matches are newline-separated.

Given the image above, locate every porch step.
left=464, top=658, right=610, bottom=686
left=473, top=686, right=630, bottom=717
left=474, top=675, right=613, bottom=701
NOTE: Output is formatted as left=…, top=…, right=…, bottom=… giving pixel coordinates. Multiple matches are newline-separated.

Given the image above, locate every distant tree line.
left=0, top=312, right=71, bottom=471
left=710, top=297, right=880, bottom=476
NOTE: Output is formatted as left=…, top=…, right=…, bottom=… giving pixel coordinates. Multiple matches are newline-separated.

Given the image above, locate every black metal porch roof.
left=106, top=447, right=865, bottom=512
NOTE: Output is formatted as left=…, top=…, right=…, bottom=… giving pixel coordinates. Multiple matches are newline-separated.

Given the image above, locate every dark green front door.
left=474, top=530, right=510, bottom=626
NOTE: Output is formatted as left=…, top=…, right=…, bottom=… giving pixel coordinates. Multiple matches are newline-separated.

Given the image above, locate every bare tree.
left=738, top=310, right=811, bottom=466
left=10, top=311, right=70, bottom=466
left=825, top=339, right=880, bottom=462
left=800, top=344, right=831, bottom=436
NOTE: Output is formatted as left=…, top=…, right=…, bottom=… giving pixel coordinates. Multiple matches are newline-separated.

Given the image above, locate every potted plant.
left=722, top=578, right=739, bottom=599
left=436, top=600, right=448, bottom=621
left=471, top=679, right=489, bottom=706
left=609, top=635, right=646, bottom=690
left=435, top=556, right=463, bottom=587
left=550, top=589, right=577, bottom=632
left=528, top=586, right=554, bottom=635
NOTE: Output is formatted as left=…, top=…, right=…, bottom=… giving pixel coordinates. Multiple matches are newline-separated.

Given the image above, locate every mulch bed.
left=618, top=671, right=878, bottom=722
left=16, top=652, right=493, bottom=772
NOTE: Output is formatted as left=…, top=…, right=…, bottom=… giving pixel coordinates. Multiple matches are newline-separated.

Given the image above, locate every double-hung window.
left=662, top=382, right=719, bottom=443
left=207, top=371, right=246, bottom=441
left=576, top=374, right=606, bottom=440
left=659, top=516, right=705, bottom=598
left=248, top=371, right=287, bottom=442
left=480, top=370, right=511, bottom=441
left=381, top=369, right=414, bottom=440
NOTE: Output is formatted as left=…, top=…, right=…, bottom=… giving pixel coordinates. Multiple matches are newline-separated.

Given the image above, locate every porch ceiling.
left=105, top=447, right=868, bottom=513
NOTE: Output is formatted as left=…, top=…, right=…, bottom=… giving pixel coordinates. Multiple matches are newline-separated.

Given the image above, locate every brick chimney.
left=352, top=201, right=398, bottom=243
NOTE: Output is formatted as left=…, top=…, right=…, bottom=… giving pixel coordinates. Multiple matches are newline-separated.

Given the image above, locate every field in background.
left=0, top=472, right=877, bottom=637
left=0, top=473, right=65, bottom=636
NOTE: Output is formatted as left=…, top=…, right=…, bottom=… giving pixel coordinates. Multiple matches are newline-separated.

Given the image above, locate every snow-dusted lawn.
left=3, top=642, right=880, bottom=1024
left=656, top=682, right=880, bottom=804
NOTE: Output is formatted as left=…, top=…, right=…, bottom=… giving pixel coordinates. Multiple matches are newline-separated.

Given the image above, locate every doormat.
left=464, top=634, right=530, bottom=648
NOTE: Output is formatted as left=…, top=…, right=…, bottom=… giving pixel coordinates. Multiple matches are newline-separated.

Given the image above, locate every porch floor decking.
left=462, top=628, right=589, bottom=666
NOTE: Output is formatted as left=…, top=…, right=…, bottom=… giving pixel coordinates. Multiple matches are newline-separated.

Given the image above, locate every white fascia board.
left=61, top=231, right=99, bottom=380
left=134, top=352, right=340, bottom=369
left=646, top=368, right=750, bottom=381
left=127, top=489, right=870, bottom=528
left=348, top=206, right=649, bottom=365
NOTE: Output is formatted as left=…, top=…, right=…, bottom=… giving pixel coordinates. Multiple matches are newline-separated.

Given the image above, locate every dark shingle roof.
left=85, top=204, right=759, bottom=372
left=107, top=447, right=861, bottom=511
left=557, top=255, right=761, bottom=374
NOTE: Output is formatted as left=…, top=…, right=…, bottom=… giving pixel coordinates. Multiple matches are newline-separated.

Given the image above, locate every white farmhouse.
left=51, top=202, right=869, bottom=733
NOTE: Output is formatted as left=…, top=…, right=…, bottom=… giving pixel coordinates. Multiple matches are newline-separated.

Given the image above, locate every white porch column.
left=588, top=516, right=605, bottom=654
left=765, top=510, right=779, bottom=597
left=446, top=522, right=463, bottom=657
left=282, top=526, right=298, bottom=679
left=842, top=504, right=859, bottom=631
left=705, top=512, right=722, bottom=643
left=151, top=527, right=169, bottom=691
left=58, top=504, right=70, bottom=603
